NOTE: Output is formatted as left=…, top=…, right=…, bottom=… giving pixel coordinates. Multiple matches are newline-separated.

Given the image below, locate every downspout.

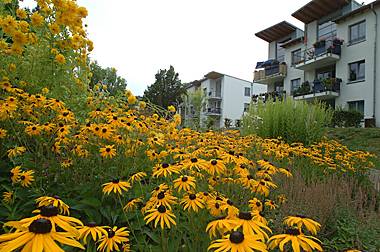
left=371, top=4, right=378, bottom=125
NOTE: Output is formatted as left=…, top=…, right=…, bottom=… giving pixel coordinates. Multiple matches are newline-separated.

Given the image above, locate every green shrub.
left=332, top=108, right=363, bottom=128
left=242, top=98, right=332, bottom=145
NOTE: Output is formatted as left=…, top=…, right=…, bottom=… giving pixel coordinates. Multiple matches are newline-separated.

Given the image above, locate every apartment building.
left=254, top=0, right=380, bottom=127
left=181, top=71, right=266, bottom=128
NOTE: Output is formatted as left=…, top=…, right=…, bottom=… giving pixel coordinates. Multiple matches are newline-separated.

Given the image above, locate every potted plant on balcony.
left=313, top=39, right=326, bottom=56
left=322, top=78, right=333, bottom=91
left=327, top=38, right=343, bottom=55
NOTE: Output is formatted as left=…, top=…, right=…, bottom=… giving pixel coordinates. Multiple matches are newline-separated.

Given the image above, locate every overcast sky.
left=21, top=0, right=372, bottom=95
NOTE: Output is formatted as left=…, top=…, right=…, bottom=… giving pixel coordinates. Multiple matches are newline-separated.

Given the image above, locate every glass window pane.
left=358, top=62, right=365, bottom=79
left=359, top=22, right=366, bottom=39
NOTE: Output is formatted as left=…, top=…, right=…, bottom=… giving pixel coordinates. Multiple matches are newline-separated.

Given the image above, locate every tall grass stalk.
left=242, top=98, right=332, bottom=145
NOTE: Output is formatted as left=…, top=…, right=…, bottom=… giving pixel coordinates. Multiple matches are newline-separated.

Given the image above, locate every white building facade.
left=181, top=71, right=266, bottom=128
left=254, top=0, right=380, bottom=127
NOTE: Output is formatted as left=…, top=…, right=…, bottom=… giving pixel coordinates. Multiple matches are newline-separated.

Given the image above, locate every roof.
left=292, top=0, right=350, bottom=24
left=255, top=21, right=299, bottom=42
left=186, top=71, right=252, bottom=89
left=335, top=0, right=380, bottom=23
left=281, top=37, right=304, bottom=48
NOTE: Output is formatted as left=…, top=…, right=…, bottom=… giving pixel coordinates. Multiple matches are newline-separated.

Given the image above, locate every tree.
left=143, top=66, right=186, bottom=108
left=89, top=61, right=127, bottom=95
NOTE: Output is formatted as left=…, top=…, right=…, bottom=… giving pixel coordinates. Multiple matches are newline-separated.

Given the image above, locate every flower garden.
left=0, top=1, right=379, bottom=251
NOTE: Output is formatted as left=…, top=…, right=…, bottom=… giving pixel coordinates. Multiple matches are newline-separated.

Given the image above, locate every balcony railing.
left=206, top=107, right=222, bottom=115
left=252, top=91, right=286, bottom=103
left=292, top=78, right=342, bottom=99
left=254, top=62, right=287, bottom=84
left=293, top=38, right=343, bottom=70
left=208, top=91, right=222, bottom=99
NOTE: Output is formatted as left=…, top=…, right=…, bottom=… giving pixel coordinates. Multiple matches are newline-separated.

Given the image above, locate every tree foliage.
left=89, top=61, right=127, bottom=94
left=143, top=66, right=186, bottom=108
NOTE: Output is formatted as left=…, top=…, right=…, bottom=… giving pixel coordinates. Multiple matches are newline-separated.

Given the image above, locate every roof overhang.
left=255, top=21, right=298, bottom=43
left=335, top=0, right=380, bottom=23
left=281, top=37, right=304, bottom=48
left=292, top=0, right=350, bottom=24
left=204, top=71, right=224, bottom=80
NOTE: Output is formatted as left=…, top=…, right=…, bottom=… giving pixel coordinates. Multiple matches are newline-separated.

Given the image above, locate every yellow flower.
left=0, top=128, right=7, bottom=138
left=16, top=9, right=28, bottom=19
left=30, top=12, right=44, bottom=27
left=79, top=223, right=108, bottom=244
left=127, top=94, right=137, bottom=104
left=19, top=170, right=35, bottom=187
left=97, top=226, right=129, bottom=252
left=100, top=145, right=117, bottom=158
left=144, top=205, right=176, bottom=229
left=8, top=63, right=16, bottom=72
left=168, top=105, right=176, bottom=112
left=2, top=191, right=13, bottom=204
left=208, top=230, right=268, bottom=252
left=102, top=179, right=131, bottom=195
left=55, top=54, right=66, bottom=64
left=7, top=146, right=26, bottom=158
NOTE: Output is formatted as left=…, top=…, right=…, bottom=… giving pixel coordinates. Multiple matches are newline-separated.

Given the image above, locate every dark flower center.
left=260, top=181, right=266, bottom=186
left=229, top=231, right=244, bottom=244
left=102, top=128, right=107, bottom=133
left=95, top=127, right=100, bottom=131
left=295, top=214, right=307, bottom=218
left=32, top=126, right=37, bottom=130
left=113, top=116, right=117, bottom=120
left=215, top=203, right=220, bottom=209
left=190, top=158, right=198, bottom=163
left=112, top=178, right=120, bottom=183
left=256, top=202, right=262, bottom=207
left=227, top=199, right=233, bottom=206
left=211, top=160, right=217, bottom=165
left=181, top=176, right=188, bottom=182
left=216, top=196, right=222, bottom=201
left=107, top=228, right=115, bottom=238
left=189, top=194, right=196, bottom=200
left=228, top=151, right=235, bottom=155
left=29, top=219, right=52, bottom=234
left=238, top=212, right=252, bottom=220
left=157, top=192, right=165, bottom=199
left=285, top=228, right=301, bottom=236
left=247, top=175, right=253, bottom=180
left=203, top=192, right=209, bottom=196
left=40, top=206, right=59, bottom=217
left=20, top=175, right=26, bottom=180
left=63, top=112, right=69, bottom=116
left=158, top=205, right=166, bottom=213
left=87, top=222, right=97, bottom=227
left=162, top=163, right=169, bottom=168
left=106, top=148, right=111, bottom=152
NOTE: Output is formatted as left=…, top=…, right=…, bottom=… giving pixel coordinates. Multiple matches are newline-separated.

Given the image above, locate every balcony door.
left=316, top=65, right=336, bottom=81
left=215, top=79, right=222, bottom=97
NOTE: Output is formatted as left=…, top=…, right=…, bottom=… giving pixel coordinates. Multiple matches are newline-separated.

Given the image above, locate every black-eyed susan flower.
left=144, top=205, right=176, bottom=229
left=220, top=199, right=239, bottom=218
left=97, top=226, right=130, bottom=252
left=79, top=222, right=108, bottom=244
left=231, top=211, right=271, bottom=241
left=7, top=146, right=26, bottom=158
left=36, top=196, right=70, bottom=215
left=208, top=230, right=268, bottom=252
left=152, top=162, right=180, bottom=178
left=265, top=200, right=278, bottom=210
left=0, top=128, right=7, bottom=138
left=249, top=198, right=263, bottom=212
left=9, top=166, right=22, bottom=183
left=284, top=215, right=321, bottom=235
left=128, top=171, right=147, bottom=184
left=6, top=206, right=83, bottom=235
left=173, top=175, right=196, bottom=192
left=102, top=179, right=131, bottom=195
left=0, top=218, right=84, bottom=252
left=183, top=157, right=208, bottom=171
left=148, top=190, right=177, bottom=210
left=207, top=159, right=226, bottom=175
left=123, top=197, right=143, bottom=212
left=2, top=191, right=13, bottom=204
left=206, top=217, right=235, bottom=238
left=19, top=170, right=34, bottom=187
left=100, top=145, right=116, bottom=158
left=180, top=192, right=204, bottom=212
left=267, top=228, right=323, bottom=252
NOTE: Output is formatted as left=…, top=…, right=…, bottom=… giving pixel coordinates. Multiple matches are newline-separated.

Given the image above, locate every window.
left=348, top=100, right=364, bottom=115
left=291, top=78, right=301, bottom=93
left=318, top=21, right=337, bottom=41
left=349, top=20, right=366, bottom=44
left=291, top=49, right=302, bottom=65
left=349, top=60, right=365, bottom=81
left=203, top=88, right=207, bottom=97
left=244, top=87, right=251, bottom=97
left=244, top=103, right=250, bottom=112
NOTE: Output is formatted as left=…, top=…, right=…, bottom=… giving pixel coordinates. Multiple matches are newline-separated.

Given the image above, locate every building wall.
left=221, top=76, right=255, bottom=128
left=336, top=10, right=376, bottom=120
left=283, top=43, right=305, bottom=95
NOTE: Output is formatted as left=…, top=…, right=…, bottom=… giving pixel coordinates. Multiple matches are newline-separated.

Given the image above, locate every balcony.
left=254, top=61, right=287, bottom=85
left=207, top=91, right=222, bottom=100
left=252, top=91, right=286, bottom=104
left=293, top=78, right=342, bottom=101
left=205, top=107, right=222, bottom=116
left=294, top=38, right=343, bottom=71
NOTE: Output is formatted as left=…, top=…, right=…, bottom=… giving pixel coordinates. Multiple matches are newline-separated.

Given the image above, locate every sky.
left=20, top=0, right=373, bottom=95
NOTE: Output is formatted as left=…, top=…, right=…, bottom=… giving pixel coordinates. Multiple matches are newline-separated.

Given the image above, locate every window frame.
left=291, top=78, right=301, bottom=94
left=349, top=20, right=366, bottom=45
left=348, top=60, right=365, bottom=82
left=291, top=48, right=302, bottom=66
left=244, top=87, right=251, bottom=97
left=348, top=100, right=364, bottom=115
